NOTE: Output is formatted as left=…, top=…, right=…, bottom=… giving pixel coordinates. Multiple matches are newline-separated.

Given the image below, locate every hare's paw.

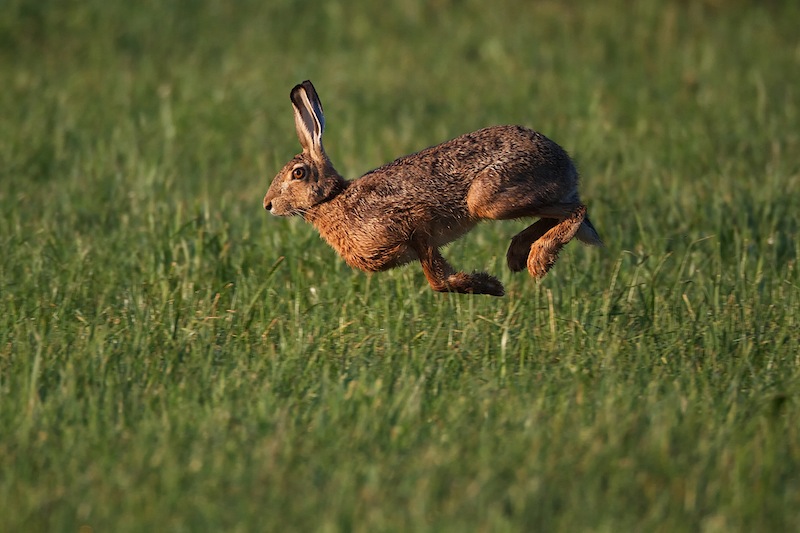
left=507, top=219, right=559, bottom=273
left=506, top=241, right=529, bottom=272
left=523, top=209, right=587, bottom=279
left=468, top=272, right=505, bottom=296
left=527, top=240, right=563, bottom=279
left=444, top=271, right=505, bottom=296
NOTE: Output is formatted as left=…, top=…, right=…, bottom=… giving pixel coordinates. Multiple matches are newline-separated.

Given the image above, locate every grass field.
left=2, top=0, right=799, bottom=530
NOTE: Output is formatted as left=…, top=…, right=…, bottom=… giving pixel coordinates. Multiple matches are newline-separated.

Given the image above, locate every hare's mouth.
left=269, top=205, right=304, bottom=218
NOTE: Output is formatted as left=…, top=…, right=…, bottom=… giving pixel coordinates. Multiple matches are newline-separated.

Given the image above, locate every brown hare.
left=263, top=80, right=602, bottom=296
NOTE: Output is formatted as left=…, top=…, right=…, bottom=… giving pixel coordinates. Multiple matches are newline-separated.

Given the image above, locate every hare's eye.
left=291, top=167, right=306, bottom=180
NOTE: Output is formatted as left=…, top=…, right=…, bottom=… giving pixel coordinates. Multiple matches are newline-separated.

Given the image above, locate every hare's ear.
left=290, top=80, right=326, bottom=162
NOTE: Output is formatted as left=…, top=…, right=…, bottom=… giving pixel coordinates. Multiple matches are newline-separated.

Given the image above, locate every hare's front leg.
left=411, top=237, right=504, bottom=296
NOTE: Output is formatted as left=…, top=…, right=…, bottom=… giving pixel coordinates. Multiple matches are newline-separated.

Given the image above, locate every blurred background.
left=3, top=0, right=798, bottom=257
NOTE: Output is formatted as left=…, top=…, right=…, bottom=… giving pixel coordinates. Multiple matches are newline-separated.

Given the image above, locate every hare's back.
left=454, top=125, right=577, bottom=184
left=379, top=125, right=573, bottom=182
left=361, top=125, right=577, bottom=203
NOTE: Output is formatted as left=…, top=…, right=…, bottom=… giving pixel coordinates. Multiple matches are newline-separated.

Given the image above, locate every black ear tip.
left=290, top=80, right=316, bottom=101
left=292, top=80, right=313, bottom=91
left=290, top=83, right=303, bottom=98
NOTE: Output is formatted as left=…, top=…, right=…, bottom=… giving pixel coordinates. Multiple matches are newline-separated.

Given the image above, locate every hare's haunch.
left=263, top=81, right=602, bottom=296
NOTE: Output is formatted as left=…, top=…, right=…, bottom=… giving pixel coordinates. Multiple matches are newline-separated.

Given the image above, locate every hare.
left=263, top=80, right=602, bottom=296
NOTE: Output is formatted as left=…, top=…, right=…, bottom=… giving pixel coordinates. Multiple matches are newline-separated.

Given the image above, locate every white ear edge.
left=291, top=81, right=326, bottom=161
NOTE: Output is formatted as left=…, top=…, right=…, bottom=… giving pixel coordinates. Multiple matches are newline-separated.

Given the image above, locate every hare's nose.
left=263, top=196, right=272, bottom=211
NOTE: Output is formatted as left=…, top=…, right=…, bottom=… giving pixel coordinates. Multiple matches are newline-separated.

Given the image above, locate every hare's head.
left=264, top=81, right=344, bottom=217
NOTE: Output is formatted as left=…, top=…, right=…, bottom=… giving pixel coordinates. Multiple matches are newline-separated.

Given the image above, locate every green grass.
left=2, top=0, right=799, bottom=530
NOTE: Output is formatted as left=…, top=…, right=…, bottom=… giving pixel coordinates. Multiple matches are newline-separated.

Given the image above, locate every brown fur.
left=263, top=81, right=602, bottom=296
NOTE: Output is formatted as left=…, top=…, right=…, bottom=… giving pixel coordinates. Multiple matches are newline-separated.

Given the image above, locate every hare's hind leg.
left=468, top=181, right=594, bottom=278
left=411, top=237, right=504, bottom=296
left=497, top=202, right=586, bottom=276
left=507, top=218, right=559, bottom=272
left=525, top=205, right=586, bottom=278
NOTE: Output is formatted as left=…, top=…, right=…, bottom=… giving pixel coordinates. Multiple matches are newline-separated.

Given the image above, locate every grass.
left=1, top=0, right=799, bottom=530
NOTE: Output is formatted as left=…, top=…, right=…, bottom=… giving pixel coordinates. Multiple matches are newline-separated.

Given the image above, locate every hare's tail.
left=577, top=216, right=603, bottom=246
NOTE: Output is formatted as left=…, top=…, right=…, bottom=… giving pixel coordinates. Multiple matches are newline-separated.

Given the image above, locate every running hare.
left=263, top=80, right=602, bottom=296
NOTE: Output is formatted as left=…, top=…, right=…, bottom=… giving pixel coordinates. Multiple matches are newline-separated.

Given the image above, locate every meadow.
left=1, top=0, right=799, bottom=530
